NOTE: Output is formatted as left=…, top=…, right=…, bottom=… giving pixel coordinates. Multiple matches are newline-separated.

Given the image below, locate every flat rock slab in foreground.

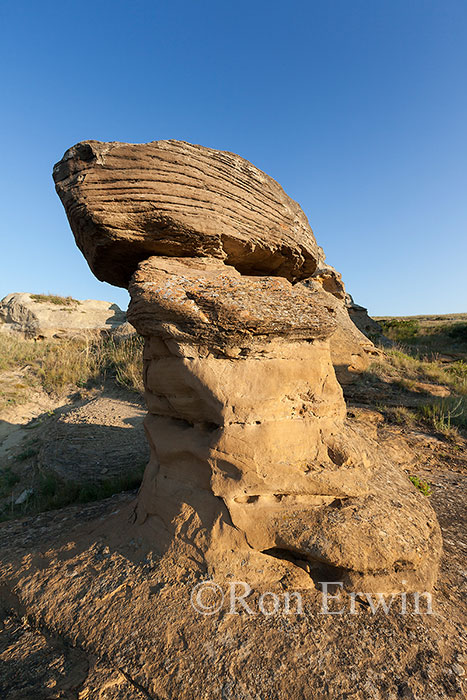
left=0, top=476, right=464, bottom=700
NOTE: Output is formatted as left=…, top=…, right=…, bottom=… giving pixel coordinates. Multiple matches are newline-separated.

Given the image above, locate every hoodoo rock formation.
left=54, top=140, right=442, bottom=593
left=299, top=268, right=382, bottom=383
left=53, top=139, right=376, bottom=380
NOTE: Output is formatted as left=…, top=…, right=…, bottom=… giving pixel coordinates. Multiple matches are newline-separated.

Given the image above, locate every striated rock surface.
left=52, top=139, right=442, bottom=594
left=0, top=293, right=126, bottom=339
left=300, top=270, right=382, bottom=383
left=52, top=139, right=382, bottom=382
left=37, top=396, right=149, bottom=484
left=127, top=257, right=440, bottom=593
left=345, top=292, right=386, bottom=339
left=53, top=139, right=325, bottom=288
left=128, top=256, right=337, bottom=349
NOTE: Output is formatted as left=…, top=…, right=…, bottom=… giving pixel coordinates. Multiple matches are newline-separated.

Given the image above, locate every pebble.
left=452, top=663, right=465, bottom=676
left=14, top=488, right=33, bottom=505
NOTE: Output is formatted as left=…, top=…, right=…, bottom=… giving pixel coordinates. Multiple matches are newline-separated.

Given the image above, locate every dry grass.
left=368, top=346, right=467, bottom=439
left=30, top=293, right=80, bottom=306
left=377, top=315, right=467, bottom=358
left=108, top=335, right=145, bottom=393
left=369, top=347, right=467, bottom=395
left=0, top=332, right=144, bottom=409
left=383, top=399, right=466, bottom=439
left=383, top=405, right=418, bottom=427
left=416, top=397, right=467, bottom=438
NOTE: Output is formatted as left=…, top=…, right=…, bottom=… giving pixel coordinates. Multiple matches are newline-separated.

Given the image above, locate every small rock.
left=452, top=663, right=465, bottom=676
left=15, top=488, right=33, bottom=505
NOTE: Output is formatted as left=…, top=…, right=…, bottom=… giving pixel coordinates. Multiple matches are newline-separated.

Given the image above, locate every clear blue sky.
left=1, top=0, right=466, bottom=316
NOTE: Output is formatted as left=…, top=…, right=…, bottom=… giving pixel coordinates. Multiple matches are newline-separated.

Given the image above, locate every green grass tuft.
left=409, top=475, right=432, bottom=497
left=416, top=397, right=466, bottom=438
left=384, top=406, right=417, bottom=427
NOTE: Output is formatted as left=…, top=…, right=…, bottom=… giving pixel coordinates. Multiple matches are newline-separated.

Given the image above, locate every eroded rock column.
left=53, top=139, right=442, bottom=593
left=127, top=257, right=441, bottom=592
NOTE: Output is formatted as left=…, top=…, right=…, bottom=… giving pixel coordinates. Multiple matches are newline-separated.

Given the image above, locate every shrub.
left=379, top=318, right=420, bottom=341
left=446, top=323, right=467, bottom=341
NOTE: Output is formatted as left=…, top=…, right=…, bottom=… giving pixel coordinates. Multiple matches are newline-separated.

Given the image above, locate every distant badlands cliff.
left=0, top=293, right=127, bottom=339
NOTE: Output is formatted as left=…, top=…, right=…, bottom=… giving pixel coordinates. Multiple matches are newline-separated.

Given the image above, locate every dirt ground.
left=0, top=382, right=148, bottom=520
left=0, top=337, right=465, bottom=699
left=0, top=412, right=465, bottom=699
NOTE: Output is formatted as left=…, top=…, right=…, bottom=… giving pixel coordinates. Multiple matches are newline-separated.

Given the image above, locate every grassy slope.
left=0, top=332, right=144, bottom=410
left=353, top=313, right=467, bottom=438
left=374, top=313, right=467, bottom=359
left=0, top=332, right=145, bottom=520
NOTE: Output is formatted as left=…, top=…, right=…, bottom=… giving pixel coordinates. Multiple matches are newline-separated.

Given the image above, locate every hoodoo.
left=54, top=139, right=442, bottom=593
